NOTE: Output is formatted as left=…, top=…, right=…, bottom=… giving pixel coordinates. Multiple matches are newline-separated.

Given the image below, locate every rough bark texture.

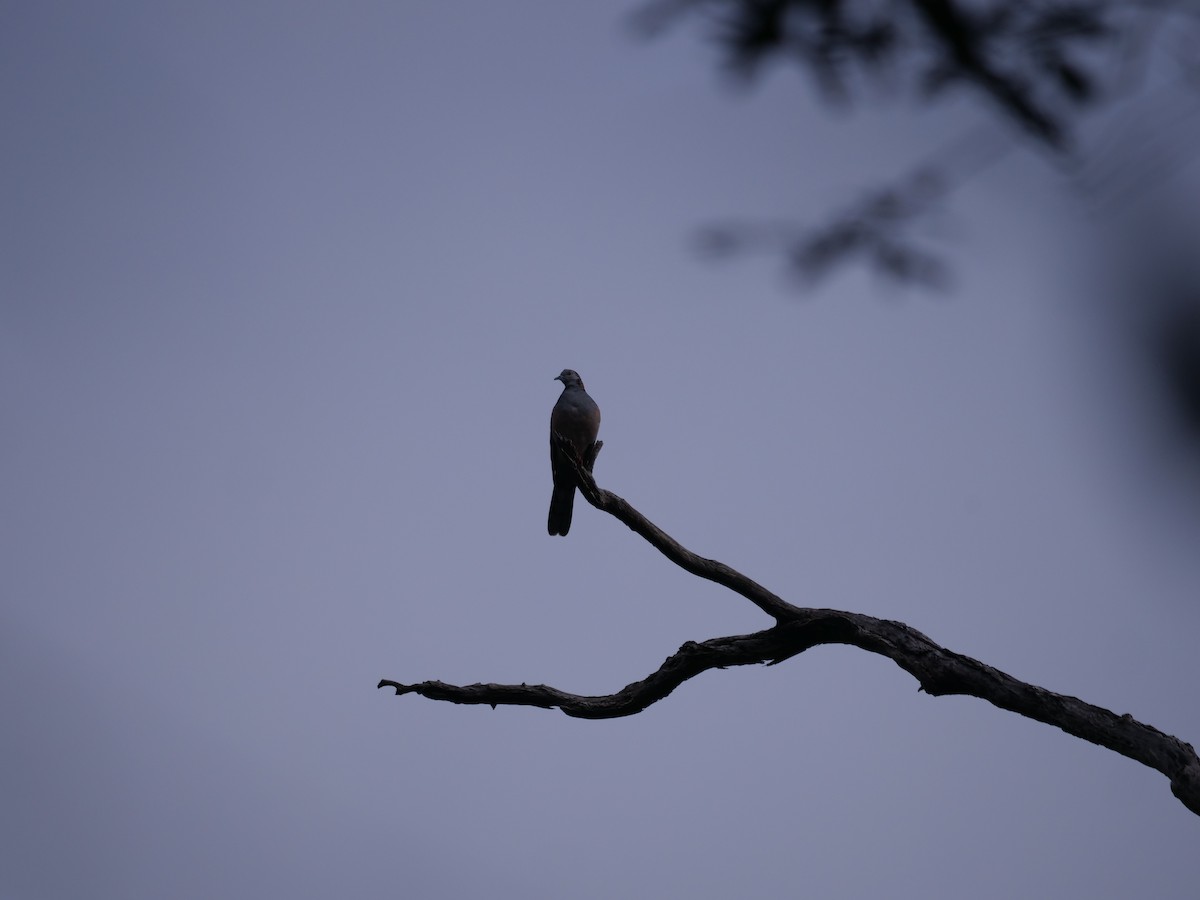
left=379, top=435, right=1200, bottom=817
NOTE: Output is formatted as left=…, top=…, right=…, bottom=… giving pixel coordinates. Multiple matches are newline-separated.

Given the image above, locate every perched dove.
left=548, top=369, right=601, bottom=536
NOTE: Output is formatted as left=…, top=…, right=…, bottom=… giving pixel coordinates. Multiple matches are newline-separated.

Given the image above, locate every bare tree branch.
left=379, top=439, right=1200, bottom=817
left=566, top=437, right=797, bottom=621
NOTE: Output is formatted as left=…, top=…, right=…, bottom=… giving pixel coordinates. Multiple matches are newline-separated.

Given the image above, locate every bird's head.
left=555, top=369, right=584, bottom=388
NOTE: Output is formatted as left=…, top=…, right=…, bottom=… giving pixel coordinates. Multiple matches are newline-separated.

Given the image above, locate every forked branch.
left=379, top=436, right=1200, bottom=816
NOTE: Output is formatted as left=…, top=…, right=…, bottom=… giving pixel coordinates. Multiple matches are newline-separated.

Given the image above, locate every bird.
left=548, top=369, right=601, bottom=536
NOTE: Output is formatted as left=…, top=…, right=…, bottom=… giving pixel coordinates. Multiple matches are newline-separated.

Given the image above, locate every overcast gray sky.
left=3, top=3, right=1199, bottom=898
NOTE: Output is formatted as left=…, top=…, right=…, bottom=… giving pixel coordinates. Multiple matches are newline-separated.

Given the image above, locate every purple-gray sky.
left=3, top=3, right=1198, bottom=898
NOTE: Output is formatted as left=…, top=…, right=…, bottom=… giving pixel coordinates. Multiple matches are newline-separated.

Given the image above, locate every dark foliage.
left=633, top=0, right=1113, bottom=147
left=632, top=0, right=1199, bottom=289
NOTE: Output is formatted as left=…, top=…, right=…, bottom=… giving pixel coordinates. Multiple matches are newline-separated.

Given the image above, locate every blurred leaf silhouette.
left=695, top=170, right=953, bottom=290
left=631, top=0, right=1200, bottom=290
left=632, top=0, right=1114, bottom=147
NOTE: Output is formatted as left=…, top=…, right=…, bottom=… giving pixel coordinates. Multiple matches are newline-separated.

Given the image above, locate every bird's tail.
left=547, top=483, right=575, bottom=536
